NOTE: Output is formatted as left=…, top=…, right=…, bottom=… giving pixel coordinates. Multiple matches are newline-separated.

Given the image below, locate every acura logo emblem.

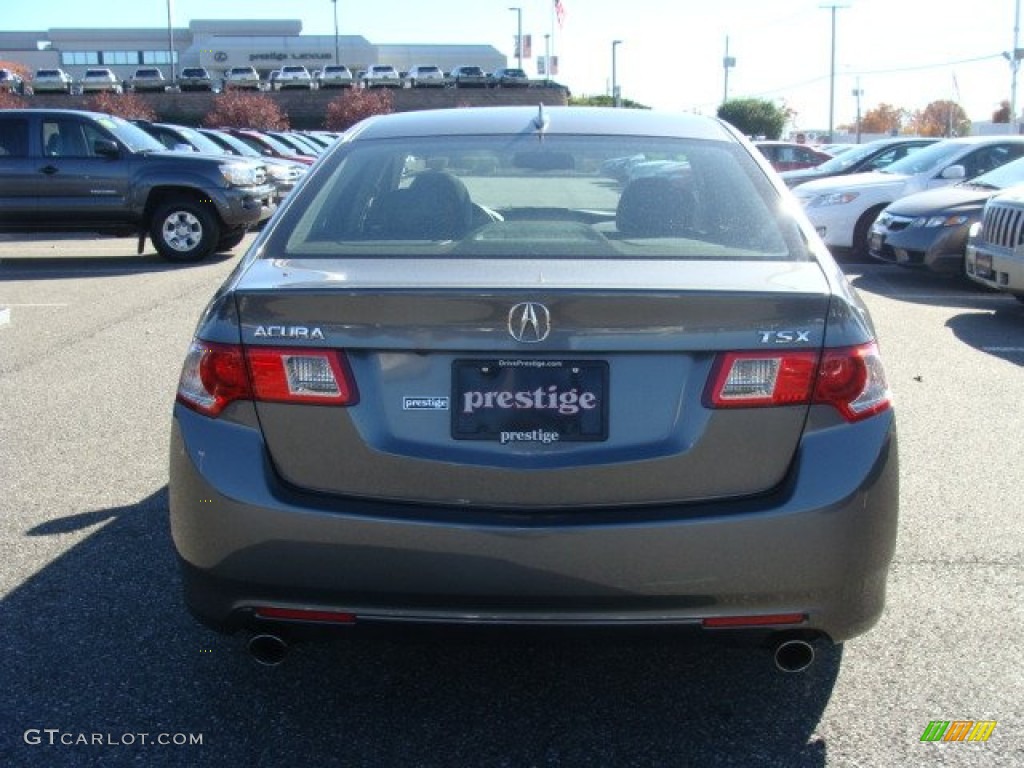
left=508, top=302, right=551, bottom=343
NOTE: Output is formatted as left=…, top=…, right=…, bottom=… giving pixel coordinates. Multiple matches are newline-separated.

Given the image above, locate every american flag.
left=555, top=0, right=566, bottom=29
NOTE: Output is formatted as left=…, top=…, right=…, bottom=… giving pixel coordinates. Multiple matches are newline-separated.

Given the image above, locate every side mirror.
left=93, top=139, right=120, bottom=158
left=940, top=164, right=966, bottom=180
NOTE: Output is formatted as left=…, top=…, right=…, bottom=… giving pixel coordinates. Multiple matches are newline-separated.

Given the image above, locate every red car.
left=754, top=141, right=833, bottom=172
left=222, top=128, right=315, bottom=166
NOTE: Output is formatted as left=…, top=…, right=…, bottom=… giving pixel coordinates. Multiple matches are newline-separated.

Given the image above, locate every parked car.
left=31, top=68, right=74, bottom=94
left=79, top=67, right=121, bottom=93
left=0, top=68, right=25, bottom=93
left=794, top=136, right=1024, bottom=257
left=265, top=130, right=322, bottom=158
left=222, top=127, right=315, bottom=166
left=0, top=109, right=275, bottom=261
left=128, top=67, right=167, bottom=93
left=488, top=67, right=530, bottom=88
left=274, top=65, right=314, bottom=90
left=868, top=155, right=1024, bottom=276
left=178, top=67, right=214, bottom=92
left=316, top=65, right=354, bottom=89
left=754, top=141, right=833, bottom=172
left=964, top=187, right=1024, bottom=301
left=449, top=65, right=488, bottom=88
left=169, top=106, right=898, bottom=671
left=362, top=64, right=401, bottom=88
left=223, top=66, right=262, bottom=91
left=780, top=137, right=939, bottom=188
left=404, top=65, right=446, bottom=88
left=197, top=127, right=307, bottom=200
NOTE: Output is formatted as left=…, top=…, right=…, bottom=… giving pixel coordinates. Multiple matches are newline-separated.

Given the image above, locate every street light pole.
left=509, top=7, right=523, bottom=71
left=722, top=35, right=736, bottom=105
left=544, top=33, right=551, bottom=85
left=852, top=78, right=864, bottom=143
left=612, top=39, right=622, bottom=108
left=821, top=3, right=848, bottom=142
left=332, top=0, right=340, bottom=67
left=166, top=0, right=176, bottom=82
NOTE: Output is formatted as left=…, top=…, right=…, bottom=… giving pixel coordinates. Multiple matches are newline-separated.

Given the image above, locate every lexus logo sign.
left=508, top=302, right=551, bottom=343
left=214, top=51, right=228, bottom=63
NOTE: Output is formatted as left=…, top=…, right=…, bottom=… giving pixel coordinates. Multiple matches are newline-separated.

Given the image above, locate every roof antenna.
left=533, top=103, right=550, bottom=133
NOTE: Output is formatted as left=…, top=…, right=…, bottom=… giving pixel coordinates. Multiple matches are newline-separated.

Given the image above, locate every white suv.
left=362, top=65, right=401, bottom=88
left=404, top=65, right=445, bottom=88
left=223, top=66, right=261, bottom=91
left=80, top=68, right=122, bottom=93
left=32, top=68, right=74, bottom=94
left=274, top=65, right=314, bottom=90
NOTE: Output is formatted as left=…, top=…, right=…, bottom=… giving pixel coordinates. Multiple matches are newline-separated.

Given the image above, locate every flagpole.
left=550, top=0, right=556, bottom=79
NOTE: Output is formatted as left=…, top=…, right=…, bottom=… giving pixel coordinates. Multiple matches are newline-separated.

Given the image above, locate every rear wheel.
left=150, top=198, right=220, bottom=263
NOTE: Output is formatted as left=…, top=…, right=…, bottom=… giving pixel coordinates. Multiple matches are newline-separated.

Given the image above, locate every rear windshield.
left=268, top=134, right=810, bottom=262
left=36, top=70, right=61, bottom=77
left=182, top=68, right=208, bottom=77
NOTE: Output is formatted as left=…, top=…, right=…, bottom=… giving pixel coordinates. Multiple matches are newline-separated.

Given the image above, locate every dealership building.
left=0, top=19, right=507, bottom=81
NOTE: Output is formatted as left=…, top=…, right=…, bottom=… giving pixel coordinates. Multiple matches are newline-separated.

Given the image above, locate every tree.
left=993, top=100, right=1012, bottom=124
left=82, top=92, right=156, bottom=121
left=568, top=94, right=650, bottom=109
left=323, top=88, right=394, bottom=131
left=908, top=100, right=970, bottom=137
left=859, top=103, right=907, bottom=135
left=716, top=98, right=787, bottom=139
left=0, top=59, right=31, bottom=80
left=202, top=92, right=289, bottom=131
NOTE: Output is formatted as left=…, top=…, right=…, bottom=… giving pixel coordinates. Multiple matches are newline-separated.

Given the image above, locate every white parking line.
left=982, top=347, right=1024, bottom=353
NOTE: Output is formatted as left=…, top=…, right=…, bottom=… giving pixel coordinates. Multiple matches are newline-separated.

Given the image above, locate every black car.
left=780, top=137, right=938, bottom=188
left=868, top=155, right=1024, bottom=275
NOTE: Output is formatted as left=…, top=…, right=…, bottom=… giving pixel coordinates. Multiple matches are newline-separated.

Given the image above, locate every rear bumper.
left=169, top=406, right=899, bottom=643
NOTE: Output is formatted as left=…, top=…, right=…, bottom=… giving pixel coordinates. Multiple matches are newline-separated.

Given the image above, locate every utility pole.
left=165, top=0, right=176, bottom=82
left=332, top=0, right=340, bottom=67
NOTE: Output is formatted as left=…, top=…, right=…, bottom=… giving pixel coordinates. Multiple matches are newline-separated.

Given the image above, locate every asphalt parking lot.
left=1, top=236, right=1021, bottom=767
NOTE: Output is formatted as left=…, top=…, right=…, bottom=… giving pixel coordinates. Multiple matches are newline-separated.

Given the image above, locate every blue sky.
left=3, top=1, right=1020, bottom=130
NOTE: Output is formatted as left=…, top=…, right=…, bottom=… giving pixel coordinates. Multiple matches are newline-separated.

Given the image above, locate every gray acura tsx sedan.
left=169, top=106, right=898, bottom=670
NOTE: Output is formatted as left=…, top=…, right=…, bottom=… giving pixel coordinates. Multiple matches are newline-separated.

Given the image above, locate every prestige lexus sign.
left=249, top=52, right=333, bottom=62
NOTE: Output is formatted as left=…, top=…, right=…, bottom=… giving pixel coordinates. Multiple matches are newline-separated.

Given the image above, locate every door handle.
left=39, top=165, right=59, bottom=175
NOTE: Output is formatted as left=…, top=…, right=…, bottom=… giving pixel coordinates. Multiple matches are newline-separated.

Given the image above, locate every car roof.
left=348, top=106, right=737, bottom=142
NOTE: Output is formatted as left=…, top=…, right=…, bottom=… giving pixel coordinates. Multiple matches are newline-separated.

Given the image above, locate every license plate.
left=452, top=359, right=608, bottom=443
left=975, top=253, right=994, bottom=279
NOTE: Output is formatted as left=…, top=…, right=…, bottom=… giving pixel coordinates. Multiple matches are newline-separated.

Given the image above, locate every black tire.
left=215, top=229, right=247, bottom=253
left=851, top=204, right=887, bottom=261
left=1013, top=294, right=1024, bottom=304
left=149, top=198, right=220, bottom=263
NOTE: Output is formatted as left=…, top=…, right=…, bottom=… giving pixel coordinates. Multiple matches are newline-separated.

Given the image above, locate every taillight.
left=176, top=341, right=357, bottom=416
left=706, top=342, right=890, bottom=423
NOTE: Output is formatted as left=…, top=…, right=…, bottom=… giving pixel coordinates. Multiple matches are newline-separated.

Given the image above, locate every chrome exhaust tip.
left=248, top=634, right=289, bottom=666
left=773, top=638, right=815, bottom=673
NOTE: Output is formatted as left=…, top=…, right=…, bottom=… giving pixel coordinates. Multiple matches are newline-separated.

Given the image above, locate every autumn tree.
left=323, top=88, right=394, bottom=131
left=907, top=100, right=970, bottom=137
left=859, top=104, right=907, bottom=135
left=717, top=98, right=787, bottom=139
left=993, top=100, right=1012, bottom=123
left=203, top=92, right=289, bottom=130
left=0, top=59, right=31, bottom=80
left=82, top=92, right=156, bottom=120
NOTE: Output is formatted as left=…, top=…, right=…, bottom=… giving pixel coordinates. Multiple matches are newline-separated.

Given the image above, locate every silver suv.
left=316, top=65, right=353, bottom=89
left=362, top=65, right=401, bottom=88
left=129, top=67, right=167, bottom=93
left=965, top=188, right=1024, bottom=302
left=80, top=68, right=122, bottom=93
left=32, top=68, right=73, bottom=94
